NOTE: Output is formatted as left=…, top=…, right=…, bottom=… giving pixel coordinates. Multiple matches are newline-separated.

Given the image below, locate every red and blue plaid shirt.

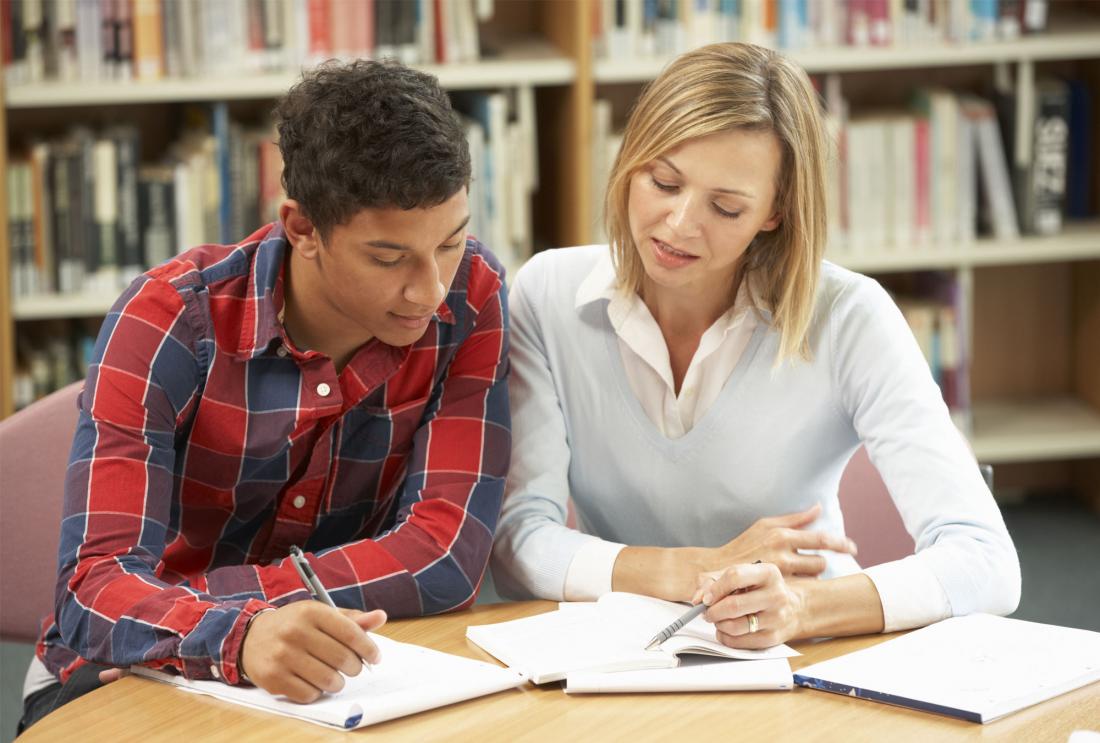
left=37, top=222, right=510, bottom=685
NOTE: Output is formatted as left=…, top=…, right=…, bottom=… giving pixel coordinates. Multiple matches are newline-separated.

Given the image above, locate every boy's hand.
left=240, top=602, right=386, bottom=703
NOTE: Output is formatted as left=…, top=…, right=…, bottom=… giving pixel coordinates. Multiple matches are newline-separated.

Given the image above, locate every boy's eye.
left=371, top=256, right=402, bottom=267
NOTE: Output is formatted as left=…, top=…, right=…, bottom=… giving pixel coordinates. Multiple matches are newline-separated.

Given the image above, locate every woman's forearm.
left=612, top=546, right=717, bottom=602
left=794, top=573, right=886, bottom=639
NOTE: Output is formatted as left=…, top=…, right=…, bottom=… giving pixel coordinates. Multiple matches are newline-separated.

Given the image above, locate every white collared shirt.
left=574, top=255, right=758, bottom=439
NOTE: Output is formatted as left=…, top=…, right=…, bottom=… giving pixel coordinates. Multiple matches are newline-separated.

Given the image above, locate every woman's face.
left=627, top=128, right=783, bottom=300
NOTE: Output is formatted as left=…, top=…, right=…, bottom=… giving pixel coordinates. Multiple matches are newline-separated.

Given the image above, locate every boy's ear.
left=279, top=200, right=321, bottom=258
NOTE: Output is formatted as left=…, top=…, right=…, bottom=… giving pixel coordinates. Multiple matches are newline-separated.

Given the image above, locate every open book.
left=466, top=592, right=798, bottom=686
left=794, top=614, right=1100, bottom=723
left=130, top=634, right=526, bottom=730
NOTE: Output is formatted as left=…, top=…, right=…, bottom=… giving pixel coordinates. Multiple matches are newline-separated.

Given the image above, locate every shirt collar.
left=237, top=223, right=289, bottom=361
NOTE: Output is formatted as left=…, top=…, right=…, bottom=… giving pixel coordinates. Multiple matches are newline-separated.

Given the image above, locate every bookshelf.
left=3, top=0, right=1099, bottom=502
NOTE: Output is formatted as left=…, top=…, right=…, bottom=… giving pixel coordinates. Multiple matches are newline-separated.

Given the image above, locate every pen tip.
left=645, top=640, right=659, bottom=651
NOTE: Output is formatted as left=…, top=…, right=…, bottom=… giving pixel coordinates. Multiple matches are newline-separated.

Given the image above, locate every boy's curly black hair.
left=274, top=59, right=470, bottom=239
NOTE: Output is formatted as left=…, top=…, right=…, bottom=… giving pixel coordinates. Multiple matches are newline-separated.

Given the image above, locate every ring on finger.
left=747, top=613, right=759, bottom=634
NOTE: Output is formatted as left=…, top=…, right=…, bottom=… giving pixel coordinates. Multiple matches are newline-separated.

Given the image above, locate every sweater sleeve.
left=830, top=277, right=1021, bottom=632
left=490, top=257, right=624, bottom=601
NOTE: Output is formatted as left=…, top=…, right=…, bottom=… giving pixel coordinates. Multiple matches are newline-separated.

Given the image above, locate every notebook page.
left=132, top=635, right=525, bottom=730
left=596, top=593, right=800, bottom=660
left=794, top=614, right=1100, bottom=722
left=466, top=606, right=675, bottom=683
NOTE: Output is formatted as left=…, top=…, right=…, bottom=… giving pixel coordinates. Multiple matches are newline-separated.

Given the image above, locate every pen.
left=645, top=602, right=707, bottom=651
left=645, top=560, right=765, bottom=650
left=289, top=545, right=373, bottom=672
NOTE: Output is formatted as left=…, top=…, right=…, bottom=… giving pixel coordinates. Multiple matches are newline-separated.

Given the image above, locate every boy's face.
left=305, top=190, right=470, bottom=348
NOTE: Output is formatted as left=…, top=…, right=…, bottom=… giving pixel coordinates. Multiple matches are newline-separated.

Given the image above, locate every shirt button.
left=276, top=345, right=288, bottom=358
left=210, top=664, right=221, bottom=679
left=316, top=382, right=331, bottom=397
left=292, top=495, right=306, bottom=509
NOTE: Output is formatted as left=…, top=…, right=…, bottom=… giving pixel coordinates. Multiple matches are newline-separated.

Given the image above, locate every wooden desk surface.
left=20, top=601, right=1100, bottom=742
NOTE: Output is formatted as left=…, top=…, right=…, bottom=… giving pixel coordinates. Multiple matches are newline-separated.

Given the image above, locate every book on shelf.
left=590, top=0, right=1051, bottom=61
left=994, top=75, right=1076, bottom=237
left=886, top=271, right=971, bottom=432
left=452, top=89, right=537, bottom=277
left=5, top=0, right=492, bottom=86
left=12, top=321, right=97, bottom=411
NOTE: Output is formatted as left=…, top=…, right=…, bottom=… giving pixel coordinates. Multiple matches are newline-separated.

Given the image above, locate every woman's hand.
left=710, top=503, right=858, bottom=577
left=692, top=562, right=810, bottom=649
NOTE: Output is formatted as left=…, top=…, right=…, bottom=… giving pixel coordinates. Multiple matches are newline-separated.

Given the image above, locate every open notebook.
left=466, top=592, right=798, bottom=686
left=794, top=613, right=1100, bottom=723
left=130, top=634, right=526, bottom=730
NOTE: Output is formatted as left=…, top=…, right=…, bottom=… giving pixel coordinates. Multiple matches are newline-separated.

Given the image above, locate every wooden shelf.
left=971, top=397, right=1100, bottom=463
left=13, top=292, right=117, bottom=320
left=595, top=23, right=1100, bottom=83
left=4, top=40, right=575, bottom=108
left=830, top=222, right=1100, bottom=274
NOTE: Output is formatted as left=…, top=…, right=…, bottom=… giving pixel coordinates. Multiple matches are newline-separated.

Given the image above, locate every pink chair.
left=0, top=382, right=83, bottom=643
left=839, top=446, right=994, bottom=568
left=838, top=447, right=916, bottom=568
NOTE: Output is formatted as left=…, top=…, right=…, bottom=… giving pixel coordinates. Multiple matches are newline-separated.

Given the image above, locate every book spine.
left=132, top=0, right=164, bottom=80
left=1025, top=79, right=1069, bottom=235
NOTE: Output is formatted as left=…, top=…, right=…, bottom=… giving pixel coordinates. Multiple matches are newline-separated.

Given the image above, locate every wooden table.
left=20, top=601, right=1100, bottom=742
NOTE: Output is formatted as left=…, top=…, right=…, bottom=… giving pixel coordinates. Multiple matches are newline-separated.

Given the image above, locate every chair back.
left=838, top=447, right=916, bottom=568
left=0, top=383, right=83, bottom=643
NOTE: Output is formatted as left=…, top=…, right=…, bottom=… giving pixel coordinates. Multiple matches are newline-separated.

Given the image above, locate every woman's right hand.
left=710, top=503, right=858, bottom=577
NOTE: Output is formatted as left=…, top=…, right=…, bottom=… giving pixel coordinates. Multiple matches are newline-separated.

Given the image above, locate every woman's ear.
left=279, top=200, right=321, bottom=258
left=760, top=213, right=782, bottom=232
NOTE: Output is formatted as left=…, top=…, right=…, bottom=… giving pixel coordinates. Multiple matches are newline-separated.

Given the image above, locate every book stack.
left=2, top=0, right=495, bottom=87
left=882, top=272, right=970, bottom=432
left=6, top=104, right=285, bottom=300
left=822, top=78, right=1083, bottom=258
left=453, top=87, right=539, bottom=278
left=592, top=0, right=1051, bottom=60
left=12, top=321, right=96, bottom=411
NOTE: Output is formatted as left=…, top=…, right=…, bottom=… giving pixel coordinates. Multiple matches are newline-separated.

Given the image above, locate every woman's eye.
left=651, top=176, right=677, bottom=192
left=714, top=205, right=743, bottom=219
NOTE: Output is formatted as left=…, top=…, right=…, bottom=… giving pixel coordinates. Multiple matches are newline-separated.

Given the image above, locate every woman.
left=491, top=42, right=1019, bottom=648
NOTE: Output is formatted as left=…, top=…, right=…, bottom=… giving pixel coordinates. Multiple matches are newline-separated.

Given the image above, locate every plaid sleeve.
left=298, top=253, right=512, bottom=617
left=55, top=276, right=273, bottom=684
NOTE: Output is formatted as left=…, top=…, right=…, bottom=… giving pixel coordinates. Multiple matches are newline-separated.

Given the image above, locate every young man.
left=20, top=60, right=510, bottom=730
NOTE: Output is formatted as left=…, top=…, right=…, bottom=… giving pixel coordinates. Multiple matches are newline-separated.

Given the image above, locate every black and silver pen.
left=289, top=545, right=373, bottom=671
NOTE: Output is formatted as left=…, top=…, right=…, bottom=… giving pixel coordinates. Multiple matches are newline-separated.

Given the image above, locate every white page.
left=131, top=635, right=526, bottom=730
left=467, top=606, right=676, bottom=684
left=566, top=656, right=794, bottom=694
left=795, top=614, right=1100, bottom=723
left=596, top=593, right=800, bottom=661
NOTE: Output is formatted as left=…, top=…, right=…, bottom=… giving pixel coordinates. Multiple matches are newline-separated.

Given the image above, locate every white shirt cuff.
left=863, top=555, right=953, bottom=633
left=562, top=539, right=626, bottom=601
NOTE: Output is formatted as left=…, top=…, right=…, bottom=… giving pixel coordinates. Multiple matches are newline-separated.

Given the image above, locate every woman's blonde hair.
left=605, top=42, right=828, bottom=362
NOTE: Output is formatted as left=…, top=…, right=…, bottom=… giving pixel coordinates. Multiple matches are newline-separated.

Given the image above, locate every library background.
left=0, top=0, right=1098, bottom=732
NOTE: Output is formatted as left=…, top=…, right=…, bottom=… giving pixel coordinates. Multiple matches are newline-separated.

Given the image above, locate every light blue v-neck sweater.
left=491, top=245, right=1020, bottom=632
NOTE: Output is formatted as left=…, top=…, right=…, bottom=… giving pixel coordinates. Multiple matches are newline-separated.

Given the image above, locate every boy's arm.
left=55, top=276, right=282, bottom=684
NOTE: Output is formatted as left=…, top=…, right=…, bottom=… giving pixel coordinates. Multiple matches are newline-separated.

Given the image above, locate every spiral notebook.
left=794, top=614, right=1100, bottom=723
left=130, top=634, right=526, bottom=730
